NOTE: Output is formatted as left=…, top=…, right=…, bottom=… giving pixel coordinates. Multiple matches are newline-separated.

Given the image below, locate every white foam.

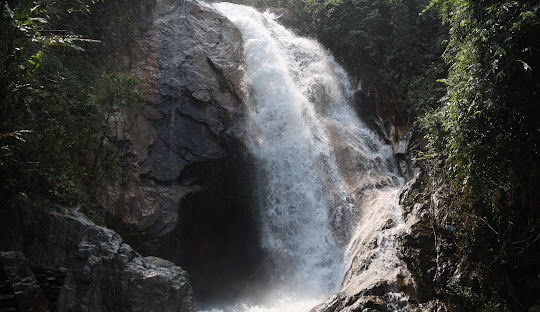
left=208, top=3, right=403, bottom=311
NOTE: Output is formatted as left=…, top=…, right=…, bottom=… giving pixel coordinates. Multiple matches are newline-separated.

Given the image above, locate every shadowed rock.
left=98, top=0, right=247, bottom=241
left=0, top=204, right=193, bottom=312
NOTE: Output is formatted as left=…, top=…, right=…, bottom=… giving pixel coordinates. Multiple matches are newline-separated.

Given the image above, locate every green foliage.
left=421, top=0, right=540, bottom=207
left=1, top=0, right=147, bottom=222
left=1, top=1, right=102, bottom=86
left=419, top=0, right=540, bottom=309
left=309, top=0, right=447, bottom=116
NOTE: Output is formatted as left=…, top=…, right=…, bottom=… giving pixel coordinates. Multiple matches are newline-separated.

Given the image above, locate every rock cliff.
left=1, top=1, right=256, bottom=309
left=98, top=0, right=247, bottom=244
left=97, top=0, right=263, bottom=304
left=0, top=203, right=192, bottom=312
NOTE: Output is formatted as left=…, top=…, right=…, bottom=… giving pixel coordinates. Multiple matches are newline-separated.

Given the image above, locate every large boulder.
left=96, top=0, right=264, bottom=303
left=98, top=0, right=247, bottom=242
left=0, top=203, right=193, bottom=312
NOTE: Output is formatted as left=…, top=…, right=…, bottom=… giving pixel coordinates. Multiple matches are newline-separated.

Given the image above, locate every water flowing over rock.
left=0, top=203, right=193, bottom=312
left=207, top=3, right=412, bottom=311
left=41, top=0, right=436, bottom=310
left=1, top=1, right=448, bottom=311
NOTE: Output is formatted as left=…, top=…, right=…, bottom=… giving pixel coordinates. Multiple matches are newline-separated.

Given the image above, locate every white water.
left=205, top=3, right=403, bottom=311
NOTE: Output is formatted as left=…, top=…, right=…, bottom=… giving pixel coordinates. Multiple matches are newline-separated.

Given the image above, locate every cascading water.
left=203, top=2, right=404, bottom=311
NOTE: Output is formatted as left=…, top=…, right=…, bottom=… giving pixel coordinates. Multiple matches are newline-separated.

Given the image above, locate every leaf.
left=31, top=17, right=48, bottom=24
left=26, top=50, right=44, bottom=73
left=494, top=46, right=506, bottom=57
left=420, top=0, right=440, bottom=16
left=517, top=60, right=531, bottom=72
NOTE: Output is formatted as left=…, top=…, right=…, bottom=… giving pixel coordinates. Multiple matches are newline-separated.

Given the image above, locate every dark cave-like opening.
left=159, top=155, right=268, bottom=307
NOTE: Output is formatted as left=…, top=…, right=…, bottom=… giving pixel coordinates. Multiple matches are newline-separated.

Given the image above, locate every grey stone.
left=0, top=251, right=49, bottom=312
left=145, top=256, right=176, bottom=268
left=98, top=0, right=248, bottom=243
left=0, top=204, right=193, bottom=312
left=395, top=131, right=412, bottom=155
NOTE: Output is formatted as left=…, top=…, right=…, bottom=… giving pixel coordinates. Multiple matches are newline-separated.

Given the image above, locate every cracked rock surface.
left=98, top=0, right=247, bottom=244
left=0, top=203, right=193, bottom=312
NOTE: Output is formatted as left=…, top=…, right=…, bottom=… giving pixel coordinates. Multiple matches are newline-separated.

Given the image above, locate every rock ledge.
left=0, top=203, right=193, bottom=312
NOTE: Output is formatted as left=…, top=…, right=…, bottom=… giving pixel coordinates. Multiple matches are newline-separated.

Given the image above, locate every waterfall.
left=204, top=3, right=403, bottom=311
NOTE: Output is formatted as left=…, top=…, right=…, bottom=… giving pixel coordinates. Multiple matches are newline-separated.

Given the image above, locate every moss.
left=403, top=189, right=420, bottom=208
left=80, top=201, right=105, bottom=226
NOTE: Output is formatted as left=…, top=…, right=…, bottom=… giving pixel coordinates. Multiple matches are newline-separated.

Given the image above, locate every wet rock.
left=352, top=83, right=414, bottom=178
left=267, top=8, right=295, bottom=28
left=397, top=170, right=445, bottom=306
left=0, top=203, right=193, bottom=312
left=398, top=170, right=422, bottom=213
left=317, top=166, right=451, bottom=312
left=312, top=292, right=389, bottom=312
left=382, top=219, right=396, bottom=230
left=395, top=131, right=412, bottom=156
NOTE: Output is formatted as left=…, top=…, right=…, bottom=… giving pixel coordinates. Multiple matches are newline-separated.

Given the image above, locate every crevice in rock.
left=32, top=266, right=66, bottom=312
left=206, top=57, right=238, bottom=97
left=0, top=263, right=17, bottom=312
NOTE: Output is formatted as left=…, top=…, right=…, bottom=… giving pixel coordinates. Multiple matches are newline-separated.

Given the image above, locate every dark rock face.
left=0, top=251, right=49, bottom=312
left=352, top=83, right=414, bottom=177
left=97, top=0, right=264, bottom=305
left=0, top=204, right=193, bottom=312
left=98, top=0, right=248, bottom=249
left=398, top=172, right=439, bottom=305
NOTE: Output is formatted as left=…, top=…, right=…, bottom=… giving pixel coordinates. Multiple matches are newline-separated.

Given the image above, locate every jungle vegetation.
left=2, top=0, right=539, bottom=310
left=0, top=0, right=152, bottom=220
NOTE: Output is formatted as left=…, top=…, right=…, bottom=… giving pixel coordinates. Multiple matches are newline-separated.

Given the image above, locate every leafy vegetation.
left=419, top=0, right=540, bottom=310
left=0, top=0, right=150, bottom=221
left=295, top=0, right=448, bottom=116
